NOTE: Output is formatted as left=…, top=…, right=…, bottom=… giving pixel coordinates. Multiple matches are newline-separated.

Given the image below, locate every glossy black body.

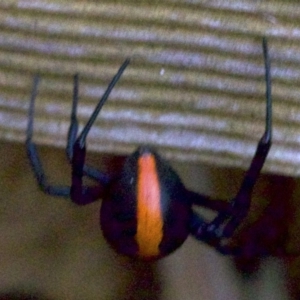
left=100, top=147, right=191, bottom=258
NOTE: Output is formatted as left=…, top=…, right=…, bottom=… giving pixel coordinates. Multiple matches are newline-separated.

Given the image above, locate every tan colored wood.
left=1, top=1, right=300, bottom=176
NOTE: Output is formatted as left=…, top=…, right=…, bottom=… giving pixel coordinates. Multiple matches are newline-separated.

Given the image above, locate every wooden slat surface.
left=1, top=0, right=300, bottom=175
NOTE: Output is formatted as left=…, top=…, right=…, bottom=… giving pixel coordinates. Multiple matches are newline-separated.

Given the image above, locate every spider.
left=26, top=38, right=272, bottom=260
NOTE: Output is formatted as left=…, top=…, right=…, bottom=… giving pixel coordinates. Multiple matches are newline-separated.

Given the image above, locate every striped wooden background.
left=1, top=1, right=300, bottom=176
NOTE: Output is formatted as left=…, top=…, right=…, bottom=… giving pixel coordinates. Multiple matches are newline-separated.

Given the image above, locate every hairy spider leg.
left=70, top=59, right=130, bottom=205
left=26, top=75, right=71, bottom=196
left=66, top=73, right=110, bottom=184
left=190, top=37, right=272, bottom=254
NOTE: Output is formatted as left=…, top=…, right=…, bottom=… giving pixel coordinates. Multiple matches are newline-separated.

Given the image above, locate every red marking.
left=136, top=153, right=163, bottom=258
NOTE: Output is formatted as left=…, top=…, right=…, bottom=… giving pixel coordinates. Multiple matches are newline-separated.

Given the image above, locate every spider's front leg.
left=70, top=59, right=130, bottom=205
left=191, top=38, right=272, bottom=254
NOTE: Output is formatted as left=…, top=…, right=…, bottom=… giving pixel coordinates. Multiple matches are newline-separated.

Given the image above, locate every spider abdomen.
left=100, top=146, right=192, bottom=260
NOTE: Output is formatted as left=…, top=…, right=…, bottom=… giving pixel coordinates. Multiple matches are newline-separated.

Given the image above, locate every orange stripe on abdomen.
left=136, top=153, right=163, bottom=258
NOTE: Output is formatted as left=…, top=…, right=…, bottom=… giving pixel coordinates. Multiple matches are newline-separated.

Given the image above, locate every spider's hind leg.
left=191, top=38, right=272, bottom=253
left=26, top=75, right=70, bottom=197
left=219, top=37, right=272, bottom=239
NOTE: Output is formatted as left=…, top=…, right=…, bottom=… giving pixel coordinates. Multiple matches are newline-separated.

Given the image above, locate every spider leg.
left=70, top=59, right=130, bottom=205
left=220, top=37, right=272, bottom=238
left=76, top=59, right=130, bottom=149
left=187, top=190, right=234, bottom=214
left=66, top=73, right=110, bottom=184
left=190, top=212, right=241, bottom=255
left=26, top=75, right=70, bottom=197
left=190, top=38, right=272, bottom=253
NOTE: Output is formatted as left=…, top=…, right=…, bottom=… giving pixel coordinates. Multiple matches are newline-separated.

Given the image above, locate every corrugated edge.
left=0, top=0, right=300, bottom=176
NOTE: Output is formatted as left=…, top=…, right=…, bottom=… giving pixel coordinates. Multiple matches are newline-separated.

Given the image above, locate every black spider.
left=26, top=38, right=272, bottom=260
